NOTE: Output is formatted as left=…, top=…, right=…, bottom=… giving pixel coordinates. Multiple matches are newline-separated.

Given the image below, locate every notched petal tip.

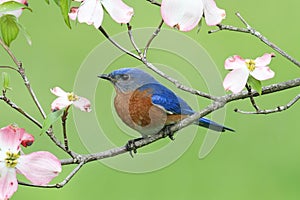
left=68, top=7, right=79, bottom=21
left=101, top=0, right=134, bottom=24
left=73, top=96, right=92, bottom=112
left=161, top=0, right=204, bottom=32
left=50, top=87, right=67, bottom=97
left=21, top=132, right=35, bottom=147
left=254, top=53, right=275, bottom=67
left=224, top=55, right=245, bottom=70
left=203, top=0, right=226, bottom=26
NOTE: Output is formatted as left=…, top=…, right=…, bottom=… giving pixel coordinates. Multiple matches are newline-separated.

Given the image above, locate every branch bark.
left=209, top=13, right=300, bottom=68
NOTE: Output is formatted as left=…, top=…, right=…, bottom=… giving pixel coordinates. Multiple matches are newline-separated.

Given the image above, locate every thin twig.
left=143, top=19, right=164, bottom=58
left=0, top=38, right=47, bottom=118
left=209, top=13, right=300, bottom=68
left=127, top=23, right=142, bottom=55
left=235, top=94, right=300, bottom=114
left=0, top=95, right=42, bottom=128
left=0, top=39, right=21, bottom=67
left=18, top=67, right=47, bottom=118
left=19, top=161, right=85, bottom=189
left=0, top=65, right=18, bottom=72
left=146, top=0, right=161, bottom=6
left=141, top=59, right=217, bottom=100
left=245, top=84, right=260, bottom=111
left=98, top=26, right=216, bottom=100
left=98, top=26, right=141, bottom=60
left=61, top=106, right=71, bottom=154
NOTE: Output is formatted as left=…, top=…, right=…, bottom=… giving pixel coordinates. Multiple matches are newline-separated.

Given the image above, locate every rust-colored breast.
left=128, top=89, right=154, bottom=127
left=114, top=89, right=168, bottom=136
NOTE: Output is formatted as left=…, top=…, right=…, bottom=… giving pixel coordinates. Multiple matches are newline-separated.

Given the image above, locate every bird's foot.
left=162, top=125, right=175, bottom=141
left=126, top=137, right=143, bottom=157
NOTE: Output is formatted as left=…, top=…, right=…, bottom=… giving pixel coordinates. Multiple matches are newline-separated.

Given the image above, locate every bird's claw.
left=162, top=126, right=175, bottom=141
left=126, top=138, right=143, bottom=157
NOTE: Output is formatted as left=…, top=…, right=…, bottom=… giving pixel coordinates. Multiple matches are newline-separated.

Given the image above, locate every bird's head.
left=98, top=68, right=158, bottom=93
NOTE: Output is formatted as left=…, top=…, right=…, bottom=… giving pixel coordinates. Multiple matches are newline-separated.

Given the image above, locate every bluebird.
left=98, top=68, right=234, bottom=139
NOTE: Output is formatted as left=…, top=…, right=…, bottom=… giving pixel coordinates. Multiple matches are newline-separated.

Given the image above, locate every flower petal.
left=250, top=66, right=275, bottom=81
left=203, top=0, right=226, bottom=26
left=73, top=96, right=92, bottom=112
left=254, top=53, right=275, bottom=67
left=0, top=125, right=23, bottom=152
left=161, top=0, right=204, bottom=32
left=68, top=7, right=79, bottom=21
left=223, top=68, right=249, bottom=93
left=51, top=96, right=72, bottom=111
left=224, top=55, right=246, bottom=70
left=21, top=132, right=34, bottom=147
left=0, top=168, right=18, bottom=200
left=17, top=151, right=62, bottom=185
left=77, top=0, right=103, bottom=28
left=50, top=87, right=67, bottom=97
left=101, top=0, right=134, bottom=24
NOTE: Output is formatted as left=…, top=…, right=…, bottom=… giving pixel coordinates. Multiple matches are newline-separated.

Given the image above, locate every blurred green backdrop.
left=0, top=0, right=299, bottom=199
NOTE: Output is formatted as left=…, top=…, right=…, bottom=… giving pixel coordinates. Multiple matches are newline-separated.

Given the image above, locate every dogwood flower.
left=223, top=53, right=275, bottom=93
left=161, top=0, right=225, bottom=31
left=0, top=125, right=61, bottom=200
left=51, top=87, right=91, bottom=112
left=68, top=0, right=134, bottom=28
left=0, top=0, right=28, bottom=18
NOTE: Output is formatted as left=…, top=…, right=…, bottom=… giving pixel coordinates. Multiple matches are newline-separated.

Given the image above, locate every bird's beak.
left=98, top=74, right=112, bottom=81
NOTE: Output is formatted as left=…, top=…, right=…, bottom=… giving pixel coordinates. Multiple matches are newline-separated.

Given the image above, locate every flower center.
left=246, top=59, right=256, bottom=72
left=5, top=151, right=20, bottom=168
left=67, top=92, right=78, bottom=102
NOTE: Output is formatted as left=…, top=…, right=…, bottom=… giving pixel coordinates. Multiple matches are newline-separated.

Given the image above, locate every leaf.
left=247, top=76, right=262, bottom=95
left=0, top=15, right=19, bottom=46
left=41, top=109, right=64, bottom=134
left=59, top=0, right=72, bottom=28
left=0, top=1, right=32, bottom=13
left=17, top=22, right=32, bottom=45
left=2, top=72, right=11, bottom=91
left=45, top=0, right=50, bottom=4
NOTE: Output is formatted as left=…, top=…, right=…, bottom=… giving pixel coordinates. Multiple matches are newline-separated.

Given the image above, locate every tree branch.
left=98, top=25, right=216, bottom=100
left=143, top=19, right=164, bottom=58
left=18, top=161, right=85, bottom=189
left=245, top=84, right=260, bottom=111
left=127, top=23, right=142, bottom=55
left=59, top=77, right=300, bottom=166
left=61, top=106, right=71, bottom=155
left=98, top=26, right=141, bottom=60
left=0, top=95, right=42, bottom=128
left=235, top=94, right=300, bottom=114
left=0, top=39, right=47, bottom=118
left=209, top=12, right=300, bottom=68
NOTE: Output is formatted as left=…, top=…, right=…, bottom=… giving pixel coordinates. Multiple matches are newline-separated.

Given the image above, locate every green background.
left=0, top=0, right=299, bottom=199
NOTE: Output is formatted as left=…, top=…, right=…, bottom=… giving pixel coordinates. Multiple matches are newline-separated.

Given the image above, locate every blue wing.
left=137, top=83, right=194, bottom=115
left=137, top=83, right=235, bottom=132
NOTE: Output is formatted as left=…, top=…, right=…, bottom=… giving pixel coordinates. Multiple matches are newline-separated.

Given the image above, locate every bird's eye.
left=120, top=74, right=130, bottom=81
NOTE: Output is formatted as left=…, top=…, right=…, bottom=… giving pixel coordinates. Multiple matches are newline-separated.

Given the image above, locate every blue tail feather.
left=197, top=118, right=235, bottom=132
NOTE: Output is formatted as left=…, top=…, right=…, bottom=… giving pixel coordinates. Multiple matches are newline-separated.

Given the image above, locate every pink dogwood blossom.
left=51, top=87, right=91, bottom=112
left=223, top=53, right=275, bottom=93
left=161, top=0, right=225, bottom=32
left=0, top=125, right=61, bottom=200
left=69, top=0, right=134, bottom=28
left=0, top=0, right=28, bottom=18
